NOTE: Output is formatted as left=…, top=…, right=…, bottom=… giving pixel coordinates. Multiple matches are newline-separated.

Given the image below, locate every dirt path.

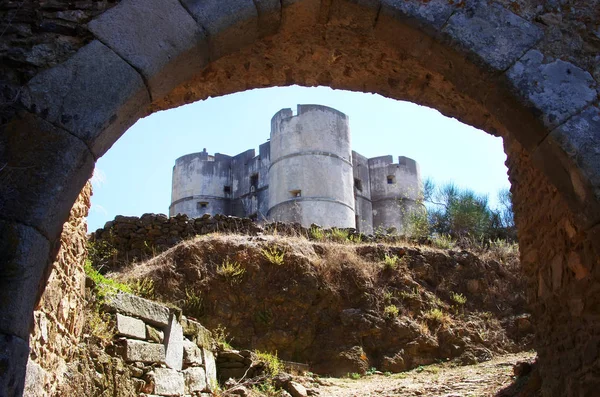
left=315, top=352, right=536, bottom=397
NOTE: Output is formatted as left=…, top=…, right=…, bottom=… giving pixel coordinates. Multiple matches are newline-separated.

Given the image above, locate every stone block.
left=203, top=348, right=218, bottom=391
left=506, top=50, right=598, bottom=131
left=116, top=313, right=146, bottom=339
left=0, top=112, right=95, bottom=240
left=123, top=339, right=166, bottom=363
left=88, top=0, right=209, bottom=99
left=288, top=381, right=308, bottom=397
left=104, top=292, right=170, bottom=327
left=164, top=313, right=184, bottom=370
left=20, top=40, right=150, bottom=158
left=0, top=333, right=29, bottom=397
left=0, top=221, right=51, bottom=339
left=180, top=0, right=258, bottom=59
left=184, top=367, right=207, bottom=393
left=183, top=340, right=203, bottom=366
left=441, top=3, right=542, bottom=71
left=151, top=368, right=185, bottom=396
left=181, top=316, right=213, bottom=348
left=24, top=360, right=47, bottom=397
left=379, top=0, right=455, bottom=33
left=254, top=0, right=281, bottom=36
left=328, top=0, right=380, bottom=30
left=549, top=105, right=600, bottom=204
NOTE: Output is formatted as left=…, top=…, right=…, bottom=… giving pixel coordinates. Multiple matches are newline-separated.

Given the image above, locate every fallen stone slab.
left=104, top=292, right=170, bottom=327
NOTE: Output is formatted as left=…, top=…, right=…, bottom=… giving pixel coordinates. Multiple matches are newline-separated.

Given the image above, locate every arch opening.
left=1, top=0, right=599, bottom=395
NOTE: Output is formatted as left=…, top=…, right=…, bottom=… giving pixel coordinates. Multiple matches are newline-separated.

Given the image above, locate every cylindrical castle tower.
left=368, top=155, right=422, bottom=233
left=169, top=149, right=232, bottom=218
left=267, top=105, right=355, bottom=228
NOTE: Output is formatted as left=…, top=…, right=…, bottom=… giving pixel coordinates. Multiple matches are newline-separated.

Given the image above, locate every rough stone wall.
left=505, top=136, right=600, bottom=396
left=25, top=182, right=91, bottom=396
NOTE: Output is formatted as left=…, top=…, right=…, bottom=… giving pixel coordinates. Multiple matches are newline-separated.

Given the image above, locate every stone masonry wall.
left=24, top=182, right=91, bottom=396
left=505, top=136, right=600, bottom=396
left=103, top=291, right=217, bottom=396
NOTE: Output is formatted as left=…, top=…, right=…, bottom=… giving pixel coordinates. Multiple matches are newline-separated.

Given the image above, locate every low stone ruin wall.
left=89, top=213, right=365, bottom=269
left=104, top=291, right=218, bottom=396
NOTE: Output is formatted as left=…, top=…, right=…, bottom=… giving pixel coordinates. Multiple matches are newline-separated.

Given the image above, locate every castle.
left=169, top=105, right=422, bottom=235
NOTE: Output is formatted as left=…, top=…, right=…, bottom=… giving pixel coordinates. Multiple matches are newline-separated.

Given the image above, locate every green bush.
left=217, top=260, right=246, bottom=284
left=384, top=305, right=399, bottom=319
left=382, top=254, right=400, bottom=270
left=256, top=351, right=284, bottom=377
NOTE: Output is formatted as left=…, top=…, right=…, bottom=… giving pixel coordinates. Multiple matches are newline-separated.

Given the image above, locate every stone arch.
left=1, top=0, right=599, bottom=395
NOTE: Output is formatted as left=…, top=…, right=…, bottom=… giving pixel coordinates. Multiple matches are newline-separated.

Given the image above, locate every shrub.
left=255, top=351, right=284, bottom=377
left=349, top=372, right=361, bottom=380
left=87, top=239, right=118, bottom=270
left=217, top=260, right=245, bottom=284
left=384, top=305, right=399, bottom=319
left=261, top=246, right=285, bottom=265
left=424, top=308, right=452, bottom=326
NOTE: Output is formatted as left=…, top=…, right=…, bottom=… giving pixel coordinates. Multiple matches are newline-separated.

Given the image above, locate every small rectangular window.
left=250, top=173, right=259, bottom=189
left=290, top=189, right=302, bottom=198
left=354, top=178, right=363, bottom=192
left=224, top=185, right=231, bottom=194
left=197, top=201, right=208, bottom=209
left=387, top=175, right=395, bottom=184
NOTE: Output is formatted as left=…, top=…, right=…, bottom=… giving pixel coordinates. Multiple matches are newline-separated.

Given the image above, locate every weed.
left=255, top=309, right=274, bottom=325
left=261, top=246, right=285, bottom=265
left=431, top=234, right=454, bottom=249
left=328, top=228, right=349, bottom=242
left=310, top=227, right=325, bottom=241
left=85, top=308, right=115, bottom=342
left=256, top=351, right=284, bottom=377
left=182, top=288, right=203, bottom=318
left=383, top=290, right=394, bottom=302
left=87, top=239, right=118, bottom=269
left=365, top=367, right=377, bottom=376
left=349, top=372, right=361, bottom=380
left=399, top=287, right=420, bottom=300
left=348, top=234, right=363, bottom=243
left=213, top=325, right=233, bottom=350
left=217, top=260, right=245, bottom=284
left=84, top=260, right=131, bottom=301
left=382, top=254, right=399, bottom=270
left=252, top=382, right=280, bottom=396
left=129, top=277, right=155, bottom=299
left=384, top=305, right=399, bottom=319
left=424, top=308, right=452, bottom=326
left=384, top=371, right=392, bottom=377
left=450, top=292, right=467, bottom=306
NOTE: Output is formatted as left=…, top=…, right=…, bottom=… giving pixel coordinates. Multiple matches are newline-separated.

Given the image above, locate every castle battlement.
left=170, top=105, right=422, bottom=234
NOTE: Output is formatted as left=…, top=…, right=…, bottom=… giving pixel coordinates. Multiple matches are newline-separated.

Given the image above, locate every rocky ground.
left=111, top=232, right=533, bottom=378
left=314, top=351, right=539, bottom=397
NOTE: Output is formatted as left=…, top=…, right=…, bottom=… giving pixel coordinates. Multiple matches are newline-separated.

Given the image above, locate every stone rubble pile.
left=104, top=292, right=218, bottom=396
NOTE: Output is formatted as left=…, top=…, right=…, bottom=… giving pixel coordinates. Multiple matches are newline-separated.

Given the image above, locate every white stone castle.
left=169, top=105, right=422, bottom=234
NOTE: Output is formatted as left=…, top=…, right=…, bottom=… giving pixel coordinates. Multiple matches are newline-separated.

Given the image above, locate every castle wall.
left=352, top=151, right=374, bottom=235
left=369, top=156, right=421, bottom=233
left=267, top=105, right=355, bottom=228
left=169, top=151, right=232, bottom=218
left=230, top=143, right=271, bottom=221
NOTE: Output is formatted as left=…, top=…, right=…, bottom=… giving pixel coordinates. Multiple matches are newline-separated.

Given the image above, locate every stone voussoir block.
left=441, top=2, right=542, bottom=71
left=0, top=333, right=30, bottom=397
left=0, top=112, right=95, bottom=241
left=378, top=0, right=456, bottom=34
left=20, top=40, right=150, bottom=158
left=180, top=0, right=259, bottom=59
left=0, top=221, right=51, bottom=340
left=151, top=367, right=185, bottom=396
left=254, top=0, right=281, bottom=36
left=116, top=313, right=146, bottom=340
left=122, top=339, right=166, bottom=363
left=506, top=49, right=598, bottom=131
left=104, top=292, right=170, bottom=327
left=88, top=0, right=209, bottom=100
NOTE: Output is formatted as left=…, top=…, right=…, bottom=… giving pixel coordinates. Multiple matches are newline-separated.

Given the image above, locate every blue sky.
left=88, top=86, right=510, bottom=232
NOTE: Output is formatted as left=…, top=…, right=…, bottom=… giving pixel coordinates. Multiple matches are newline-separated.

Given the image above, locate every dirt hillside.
left=112, top=234, right=532, bottom=377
